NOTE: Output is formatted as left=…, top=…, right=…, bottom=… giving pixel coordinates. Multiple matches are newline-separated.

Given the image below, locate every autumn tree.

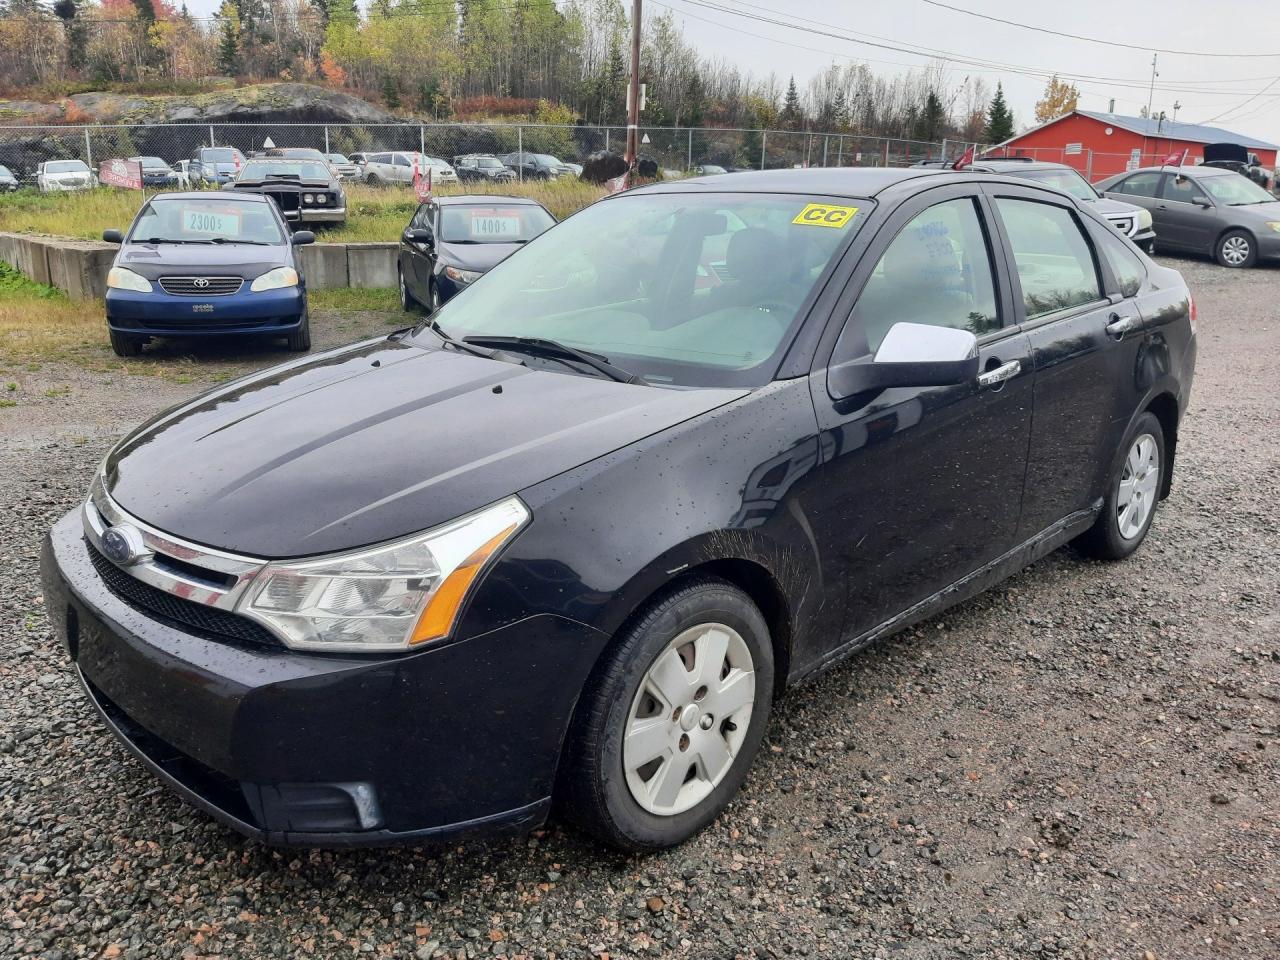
left=1035, top=75, right=1079, bottom=123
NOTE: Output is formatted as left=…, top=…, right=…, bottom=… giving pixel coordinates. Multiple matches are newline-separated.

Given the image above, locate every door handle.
left=1106, top=314, right=1139, bottom=339
left=977, top=359, right=1020, bottom=390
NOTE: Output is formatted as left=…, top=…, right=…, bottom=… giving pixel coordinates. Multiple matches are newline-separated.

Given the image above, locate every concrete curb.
left=0, top=232, right=396, bottom=298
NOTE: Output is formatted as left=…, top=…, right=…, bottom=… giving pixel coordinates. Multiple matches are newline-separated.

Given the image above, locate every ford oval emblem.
left=101, top=524, right=147, bottom=566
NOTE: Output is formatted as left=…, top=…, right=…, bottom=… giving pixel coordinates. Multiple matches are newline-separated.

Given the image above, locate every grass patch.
left=0, top=261, right=107, bottom=362
left=309, top=286, right=399, bottom=312
left=0, top=180, right=607, bottom=243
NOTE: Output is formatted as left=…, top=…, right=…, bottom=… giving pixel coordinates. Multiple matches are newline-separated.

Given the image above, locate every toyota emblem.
left=192, top=277, right=210, bottom=288
left=100, top=524, right=149, bottom=566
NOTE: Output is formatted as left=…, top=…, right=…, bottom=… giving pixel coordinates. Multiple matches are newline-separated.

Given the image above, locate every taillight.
left=1188, top=293, right=1197, bottom=334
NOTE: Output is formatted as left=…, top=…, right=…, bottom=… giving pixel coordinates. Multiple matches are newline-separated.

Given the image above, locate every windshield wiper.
left=416, top=318, right=510, bottom=360
left=462, top=335, right=644, bottom=385
left=140, top=237, right=210, bottom=245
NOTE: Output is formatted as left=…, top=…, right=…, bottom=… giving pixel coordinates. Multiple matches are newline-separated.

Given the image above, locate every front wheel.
left=285, top=312, right=311, bottom=352
left=365, top=173, right=381, bottom=187
left=1075, top=411, right=1165, bottom=560
left=558, top=579, right=774, bottom=851
left=1216, top=229, right=1256, bottom=268
left=429, top=280, right=441, bottom=314
left=109, top=329, right=143, bottom=357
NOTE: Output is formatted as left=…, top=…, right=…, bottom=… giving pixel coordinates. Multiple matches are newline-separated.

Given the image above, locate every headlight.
left=250, top=266, right=299, bottom=292
left=303, top=193, right=314, bottom=203
left=445, top=265, right=482, bottom=284
left=106, top=267, right=152, bottom=293
left=1265, top=221, right=1280, bottom=233
left=315, top=193, right=327, bottom=204
left=1137, top=209, right=1153, bottom=230
left=237, top=497, right=529, bottom=651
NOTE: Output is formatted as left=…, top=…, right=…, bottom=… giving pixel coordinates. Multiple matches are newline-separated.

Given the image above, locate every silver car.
left=964, top=159, right=1156, bottom=253
left=1097, top=165, right=1280, bottom=268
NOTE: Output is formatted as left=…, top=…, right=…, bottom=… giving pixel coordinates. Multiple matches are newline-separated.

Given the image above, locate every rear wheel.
left=109, top=329, right=143, bottom=357
left=365, top=173, right=381, bottom=187
left=558, top=579, right=774, bottom=851
left=1075, top=411, right=1165, bottom=560
left=1215, top=229, right=1256, bottom=268
left=398, top=265, right=417, bottom=312
left=285, top=312, right=311, bottom=352
left=429, top=279, right=441, bottom=314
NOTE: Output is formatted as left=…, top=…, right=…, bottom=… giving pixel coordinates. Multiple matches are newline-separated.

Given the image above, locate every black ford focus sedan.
left=42, top=169, right=1196, bottom=851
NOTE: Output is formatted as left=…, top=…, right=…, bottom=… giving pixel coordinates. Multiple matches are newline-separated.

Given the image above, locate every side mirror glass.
left=829, top=322, right=980, bottom=399
left=1192, top=196, right=1212, bottom=208
left=102, top=229, right=123, bottom=244
left=409, top=228, right=433, bottom=244
left=291, top=230, right=315, bottom=245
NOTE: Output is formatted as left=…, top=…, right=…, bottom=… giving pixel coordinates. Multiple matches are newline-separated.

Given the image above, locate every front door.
left=982, top=184, right=1151, bottom=536
left=1155, top=173, right=1216, bottom=253
left=403, top=202, right=436, bottom=297
left=805, top=186, right=1034, bottom=650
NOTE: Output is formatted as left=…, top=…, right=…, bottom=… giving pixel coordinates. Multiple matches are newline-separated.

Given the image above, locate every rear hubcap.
left=1117, top=432, right=1160, bottom=540
left=623, top=622, right=755, bottom=816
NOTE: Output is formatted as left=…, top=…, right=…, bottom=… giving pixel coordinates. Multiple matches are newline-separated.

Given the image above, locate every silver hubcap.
left=623, top=623, right=755, bottom=816
left=1117, top=432, right=1160, bottom=540
left=1222, top=236, right=1250, bottom=265
left=398, top=270, right=406, bottom=305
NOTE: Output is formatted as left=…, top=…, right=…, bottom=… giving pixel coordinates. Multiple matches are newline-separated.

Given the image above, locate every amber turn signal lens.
left=409, top=524, right=517, bottom=645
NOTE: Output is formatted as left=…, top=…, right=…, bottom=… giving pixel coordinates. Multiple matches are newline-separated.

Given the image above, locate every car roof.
left=1117, top=165, right=1235, bottom=178
left=433, top=194, right=543, bottom=206
left=146, top=191, right=270, bottom=203
left=969, top=159, right=1073, bottom=173
left=630, top=167, right=982, bottom=198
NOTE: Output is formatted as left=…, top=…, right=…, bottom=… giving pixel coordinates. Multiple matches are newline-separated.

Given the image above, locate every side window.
left=836, top=197, right=1000, bottom=358
left=1111, top=172, right=1161, bottom=198
left=1160, top=175, right=1209, bottom=204
left=995, top=198, right=1103, bottom=319
left=394, top=154, right=412, bottom=168
left=1095, top=228, right=1146, bottom=298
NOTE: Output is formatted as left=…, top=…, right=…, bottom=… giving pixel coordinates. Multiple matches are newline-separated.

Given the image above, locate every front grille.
left=158, top=276, right=244, bottom=296
left=265, top=190, right=301, bottom=212
left=87, top=540, right=279, bottom=649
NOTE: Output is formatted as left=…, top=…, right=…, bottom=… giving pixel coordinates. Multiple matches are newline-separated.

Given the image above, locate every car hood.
left=1090, top=195, right=1143, bottom=219
left=104, top=338, right=745, bottom=557
left=438, top=242, right=523, bottom=272
left=1230, top=200, right=1280, bottom=219
left=115, top=242, right=286, bottom=279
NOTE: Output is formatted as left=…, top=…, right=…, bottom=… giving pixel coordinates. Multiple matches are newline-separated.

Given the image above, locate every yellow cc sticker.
left=792, top=202, right=859, bottom=228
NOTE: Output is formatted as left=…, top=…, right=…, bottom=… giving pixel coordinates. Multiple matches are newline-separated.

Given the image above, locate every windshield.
left=1198, top=172, right=1275, bottom=205
left=532, top=154, right=560, bottom=165
left=700, top=165, right=728, bottom=174
left=239, top=160, right=331, bottom=181
left=203, top=148, right=240, bottom=163
left=1015, top=168, right=1097, bottom=201
left=477, top=158, right=504, bottom=169
left=326, top=154, right=350, bottom=164
left=0, top=166, right=11, bottom=177
left=47, top=160, right=89, bottom=174
left=439, top=204, right=555, bottom=243
left=129, top=198, right=285, bottom=244
left=136, top=157, right=169, bottom=170
left=426, top=157, right=451, bottom=168
left=418, top=191, right=867, bottom=387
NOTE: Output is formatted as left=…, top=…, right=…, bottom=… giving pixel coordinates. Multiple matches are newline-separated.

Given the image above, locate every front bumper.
left=106, top=285, right=305, bottom=337
left=40, top=511, right=604, bottom=846
left=297, top=206, right=347, bottom=224
left=1254, top=230, right=1280, bottom=260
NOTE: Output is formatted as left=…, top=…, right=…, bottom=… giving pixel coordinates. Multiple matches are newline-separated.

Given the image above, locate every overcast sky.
left=183, top=0, right=1280, bottom=146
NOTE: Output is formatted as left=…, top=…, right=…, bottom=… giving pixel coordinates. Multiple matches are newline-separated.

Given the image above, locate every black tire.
left=1215, top=228, right=1257, bottom=268
left=109, top=329, right=143, bottom=357
left=558, top=578, right=774, bottom=852
left=285, top=312, right=311, bottom=352
left=397, top=265, right=417, bottom=312
left=365, top=173, right=381, bottom=187
left=1074, top=411, right=1166, bottom=561
left=428, top=279, right=441, bottom=315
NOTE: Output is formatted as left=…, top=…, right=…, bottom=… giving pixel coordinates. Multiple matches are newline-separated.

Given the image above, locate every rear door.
left=983, top=184, right=1148, bottom=536
left=1155, top=174, right=1216, bottom=253
left=392, top=153, right=415, bottom=184
left=805, top=184, right=1034, bottom=646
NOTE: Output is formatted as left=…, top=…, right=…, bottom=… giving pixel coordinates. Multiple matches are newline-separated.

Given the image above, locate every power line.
left=673, top=0, right=1280, bottom=99
left=1199, top=75, right=1280, bottom=123
left=917, top=0, right=1280, bottom=58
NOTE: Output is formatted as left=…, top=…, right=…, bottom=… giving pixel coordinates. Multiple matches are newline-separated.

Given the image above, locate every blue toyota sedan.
left=102, top=192, right=313, bottom=357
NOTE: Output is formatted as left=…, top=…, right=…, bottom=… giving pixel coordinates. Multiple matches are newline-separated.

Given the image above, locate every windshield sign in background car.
left=1097, top=164, right=1280, bottom=267
left=100, top=192, right=314, bottom=356
left=399, top=196, right=556, bottom=312
left=44, top=168, right=1195, bottom=854
left=228, top=158, right=347, bottom=225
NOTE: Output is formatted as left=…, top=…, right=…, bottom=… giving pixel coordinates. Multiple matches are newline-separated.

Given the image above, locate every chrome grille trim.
left=158, top=276, right=244, bottom=296
left=83, top=476, right=266, bottom=613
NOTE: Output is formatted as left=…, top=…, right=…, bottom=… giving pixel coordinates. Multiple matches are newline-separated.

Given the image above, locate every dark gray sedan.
left=1097, top=165, right=1280, bottom=267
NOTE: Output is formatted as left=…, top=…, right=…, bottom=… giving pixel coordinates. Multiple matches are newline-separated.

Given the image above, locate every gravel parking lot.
left=1, top=255, right=1276, bottom=960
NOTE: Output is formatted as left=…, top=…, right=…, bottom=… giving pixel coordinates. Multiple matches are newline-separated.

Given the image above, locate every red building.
left=982, top=109, right=1279, bottom=183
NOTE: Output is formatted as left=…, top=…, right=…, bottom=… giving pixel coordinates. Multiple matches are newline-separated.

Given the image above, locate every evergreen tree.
left=216, top=0, right=240, bottom=75
left=983, top=82, right=1015, bottom=143
left=53, top=0, right=88, bottom=71
left=132, top=0, right=156, bottom=22
left=779, top=75, right=803, bottom=130
left=916, top=89, right=945, bottom=142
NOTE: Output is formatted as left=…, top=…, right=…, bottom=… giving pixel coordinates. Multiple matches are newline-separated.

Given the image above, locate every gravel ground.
left=1, top=256, right=1276, bottom=960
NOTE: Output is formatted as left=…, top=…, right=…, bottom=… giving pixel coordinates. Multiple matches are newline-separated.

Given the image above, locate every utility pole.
left=1145, top=54, right=1158, bottom=120
left=1172, top=100, right=1182, bottom=120
left=625, top=0, right=642, bottom=166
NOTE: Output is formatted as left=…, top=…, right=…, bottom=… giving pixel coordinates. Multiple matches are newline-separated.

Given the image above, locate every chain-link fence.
left=0, top=121, right=953, bottom=186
